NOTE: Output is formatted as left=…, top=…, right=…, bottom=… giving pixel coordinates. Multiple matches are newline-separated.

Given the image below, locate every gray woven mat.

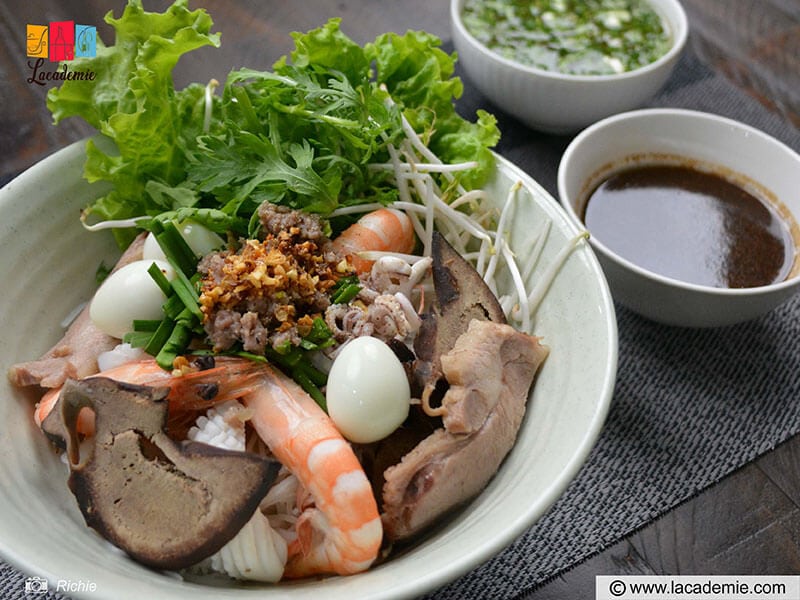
left=429, top=297, right=800, bottom=599
left=3, top=34, right=800, bottom=600
left=426, top=37, right=800, bottom=599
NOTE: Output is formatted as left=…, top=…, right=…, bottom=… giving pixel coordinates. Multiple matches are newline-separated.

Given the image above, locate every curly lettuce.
left=46, top=1, right=500, bottom=247
left=47, top=0, right=219, bottom=245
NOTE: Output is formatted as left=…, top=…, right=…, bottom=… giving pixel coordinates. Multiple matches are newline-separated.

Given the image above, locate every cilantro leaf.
left=188, top=131, right=340, bottom=214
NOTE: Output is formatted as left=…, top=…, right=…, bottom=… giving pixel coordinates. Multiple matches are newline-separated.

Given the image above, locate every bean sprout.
left=363, top=90, right=589, bottom=331
left=80, top=215, right=149, bottom=231
left=369, top=161, right=480, bottom=173
left=527, top=231, right=591, bottom=315
left=203, top=78, right=219, bottom=134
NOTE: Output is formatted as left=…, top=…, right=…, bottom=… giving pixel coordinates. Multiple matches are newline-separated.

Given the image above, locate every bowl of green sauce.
left=557, top=108, right=800, bottom=327
left=451, top=0, right=687, bottom=133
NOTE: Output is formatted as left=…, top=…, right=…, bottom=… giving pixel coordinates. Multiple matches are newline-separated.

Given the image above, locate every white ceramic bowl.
left=558, top=108, right=800, bottom=328
left=0, top=142, right=616, bottom=599
left=450, top=0, right=688, bottom=134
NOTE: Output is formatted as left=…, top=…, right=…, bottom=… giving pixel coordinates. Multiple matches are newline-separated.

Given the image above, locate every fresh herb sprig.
left=47, top=1, right=499, bottom=248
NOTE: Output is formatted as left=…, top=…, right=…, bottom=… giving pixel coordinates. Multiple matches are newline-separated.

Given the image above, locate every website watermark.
left=25, top=20, right=97, bottom=86
left=597, top=575, right=800, bottom=600
left=23, top=576, right=98, bottom=596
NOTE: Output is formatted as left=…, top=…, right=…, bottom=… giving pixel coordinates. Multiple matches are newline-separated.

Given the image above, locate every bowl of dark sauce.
left=558, top=108, right=800, bottom=327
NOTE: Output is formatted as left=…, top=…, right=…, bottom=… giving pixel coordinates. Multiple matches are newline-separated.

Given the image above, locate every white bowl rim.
left=450, top=0, right=689, bottom=83
left=558, top=107, right=800, bottom=297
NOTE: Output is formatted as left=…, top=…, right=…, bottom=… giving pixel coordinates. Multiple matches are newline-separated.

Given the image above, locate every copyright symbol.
left=609, top=579, right=626, bottom=597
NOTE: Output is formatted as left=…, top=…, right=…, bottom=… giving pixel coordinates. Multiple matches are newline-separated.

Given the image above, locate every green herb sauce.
left=461, top=0, right=672, bottom=75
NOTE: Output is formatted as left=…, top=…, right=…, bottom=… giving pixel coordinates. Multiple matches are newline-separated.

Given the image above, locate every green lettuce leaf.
left=47, top=0, right=220, bottom=246
left=369, top=29, right=499, bottom=188
left=46, top=6, right=499, bottom=245
left=284, top=17, right=370, bottom=83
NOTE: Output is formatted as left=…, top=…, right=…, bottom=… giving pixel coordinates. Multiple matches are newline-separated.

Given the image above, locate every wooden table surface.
left=2, top=1, right=799, bottom=598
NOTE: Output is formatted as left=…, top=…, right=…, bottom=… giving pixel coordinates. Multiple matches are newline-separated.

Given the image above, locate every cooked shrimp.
left=37, top=355, right=382, bottom=578
left=331, top=208, right=415, bottom=274
left=34, top=358, right=245, bottom=437
left=189, top=358, right=383, bottom=578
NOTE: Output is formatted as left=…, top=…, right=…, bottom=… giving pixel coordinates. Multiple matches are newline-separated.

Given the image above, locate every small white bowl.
left=558, top=108, right=800, bottom=328
left=450, top=0, right=688, bottom=134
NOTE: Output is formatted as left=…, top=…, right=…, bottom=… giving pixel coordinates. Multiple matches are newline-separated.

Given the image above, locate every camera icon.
left=24, top=576, right=48, bottom=594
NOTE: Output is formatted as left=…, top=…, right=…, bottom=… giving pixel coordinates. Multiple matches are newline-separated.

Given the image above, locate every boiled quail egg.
left=326, top=337, right=410, bottom=443
left=89, top=259, right=176, bottom=339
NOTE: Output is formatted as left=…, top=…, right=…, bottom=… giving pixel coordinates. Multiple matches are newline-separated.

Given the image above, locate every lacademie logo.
left=26, top=21, right=97, bottom=86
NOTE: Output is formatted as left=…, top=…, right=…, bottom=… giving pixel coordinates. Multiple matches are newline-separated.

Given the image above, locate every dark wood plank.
left=630, top=459, right=800, bottom=575
left=527, top=436, right=800, bottom=598
left=757, top=431, right=800, bottom=507
left=682, top=0, right=800, bottom=126
left=3, top=2, right=800, bottom=597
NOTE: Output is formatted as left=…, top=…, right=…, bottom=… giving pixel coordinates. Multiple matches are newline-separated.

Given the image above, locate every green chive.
left=162, top=294, right=186, bottom=320
left=331, top=275, right=361, bottom=304
left=155, top=321, right=193, bottom=370
left=295, top=360, right=328, bottom=387
left=331, top=283, right=361, bottom=304
left=147, top=262, right=173, bottom=296
left=291, top=366, right=328, bottom=412
left=156, top=221, right=197, bottom=277
left=132, top=319, right=162, bottom=332
left=170, top=270, right=203, bottom=320
left=144, top=319, right=175, bottom=356
left=123, top=331, right=155, bottom=348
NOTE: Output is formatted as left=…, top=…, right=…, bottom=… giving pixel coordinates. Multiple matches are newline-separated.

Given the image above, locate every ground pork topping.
left=198, top=222, right=347, bottom=353
left=257, top=202, right=327, bottom=241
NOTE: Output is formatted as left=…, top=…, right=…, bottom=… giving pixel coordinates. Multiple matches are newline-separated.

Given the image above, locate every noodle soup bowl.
left=0, top=140, right=616, bottom=599
left=558, top=108, right=800, bottom=327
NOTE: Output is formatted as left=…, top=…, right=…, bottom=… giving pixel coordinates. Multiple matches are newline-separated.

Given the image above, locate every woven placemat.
left=3, top=33, right=800, bottom=600
left=426, top=36, right=800, bottom=599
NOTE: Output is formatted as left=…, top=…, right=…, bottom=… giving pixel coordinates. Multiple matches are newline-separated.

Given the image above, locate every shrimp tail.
left=292, top=510, right=317, bottom=557
left=240, top=361, right=383, bottom=577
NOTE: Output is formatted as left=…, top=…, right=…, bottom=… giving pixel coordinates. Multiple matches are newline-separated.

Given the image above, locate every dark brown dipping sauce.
left=582, top=165, right=795, bottom=288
